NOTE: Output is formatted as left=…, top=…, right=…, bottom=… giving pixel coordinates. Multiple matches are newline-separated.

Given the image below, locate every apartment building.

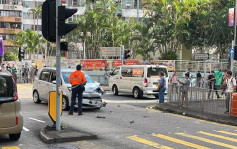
left=0, top=0, right=22, bottom=51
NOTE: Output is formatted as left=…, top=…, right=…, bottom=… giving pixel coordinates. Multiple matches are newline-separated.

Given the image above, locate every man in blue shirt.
left=157, top=72, right=166, bottom=103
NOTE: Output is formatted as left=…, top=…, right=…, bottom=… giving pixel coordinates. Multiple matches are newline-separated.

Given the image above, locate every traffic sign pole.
left=56, top=0, right=61, bottom=131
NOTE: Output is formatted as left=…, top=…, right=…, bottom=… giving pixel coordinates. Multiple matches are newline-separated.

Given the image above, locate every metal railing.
left=168, top=83, right=230, bottom=116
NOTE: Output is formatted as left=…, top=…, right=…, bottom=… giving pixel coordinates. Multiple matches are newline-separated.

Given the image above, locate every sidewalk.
left=154, top=102, right=237, bottom=126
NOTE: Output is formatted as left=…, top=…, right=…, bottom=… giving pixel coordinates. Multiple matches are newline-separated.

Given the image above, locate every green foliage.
left=67, top=0, right=235, bottom=60
left=159, top=50, right=178, bottom=60
left=4, top=51, right=17, bottom=61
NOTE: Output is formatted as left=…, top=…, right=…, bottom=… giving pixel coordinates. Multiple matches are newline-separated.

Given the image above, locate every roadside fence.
left=168, top=83, right=231, bottom=117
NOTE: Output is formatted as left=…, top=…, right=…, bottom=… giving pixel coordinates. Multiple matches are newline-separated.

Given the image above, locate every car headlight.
left=68, top=87, right=72, bottom=92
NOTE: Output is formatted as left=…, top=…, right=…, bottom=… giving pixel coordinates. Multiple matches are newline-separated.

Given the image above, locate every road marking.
left=29, top=117, right=45, bottom=123
left=176, top=133, right=237, bottom=149
left=217, top=131, right=237, bottom=136
left=127, top=136, right=173, bottom=149
left=198, top=120, right=237, bottom=129
left=23, top=126, right=30, bottom=132
left=152, top=134, right=210, bottom=149
left=198, top=131, right=237, bottom=142
left=2, top=147, right=20, bottom=149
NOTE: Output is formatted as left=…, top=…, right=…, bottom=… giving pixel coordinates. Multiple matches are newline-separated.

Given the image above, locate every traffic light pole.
left=56, top=0, right=61, bottom=131
left=233, top=0, right=237, bottom=77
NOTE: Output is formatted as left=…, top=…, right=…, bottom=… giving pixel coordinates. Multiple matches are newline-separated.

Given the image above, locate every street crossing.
left=127, top=130, right=237, bottom=149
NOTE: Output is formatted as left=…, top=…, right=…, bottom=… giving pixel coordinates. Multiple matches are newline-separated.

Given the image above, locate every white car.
left=109, top=65, right=169, bottom=98
left=32, top=67, right=106, bottom=110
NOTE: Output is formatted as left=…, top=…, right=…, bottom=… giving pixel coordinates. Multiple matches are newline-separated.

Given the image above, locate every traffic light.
left=58, top=6, right=77, bottom=36
left=18, top=48, right=24, bottom=61
left=42, top=0, right=56, bottom=42
left=124, top=49, right=130, bottom=59
left=42, top=0, right=77, bottom=42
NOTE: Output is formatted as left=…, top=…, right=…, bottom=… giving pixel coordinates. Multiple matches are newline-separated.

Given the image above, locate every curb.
left=153, top=104, right=237, bottom=127
left=40, top=127, right=98, bottom=144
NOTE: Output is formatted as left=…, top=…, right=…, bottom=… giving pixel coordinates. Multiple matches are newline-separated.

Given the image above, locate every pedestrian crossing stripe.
left=198, top=131, right=237, bottom=142
left=127, top=136, right=173, bottom=149
left=2, top=147, right=20, bottom=149
left=176, top=133, right=237, bottom=149
left=217, top=131, right=237, bottom=137
left=152, top=134, right=210, bottom=149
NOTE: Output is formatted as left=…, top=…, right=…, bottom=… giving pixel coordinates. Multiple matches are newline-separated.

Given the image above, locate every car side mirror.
left=52, top=80, right=56, bottom=84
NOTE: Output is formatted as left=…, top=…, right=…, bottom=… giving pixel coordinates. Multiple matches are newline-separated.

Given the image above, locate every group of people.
left=159, top=69, right=236, bottom=113
left=1, top=63, right=38, bottom=83
left=1, top=63, right=17, bottom=81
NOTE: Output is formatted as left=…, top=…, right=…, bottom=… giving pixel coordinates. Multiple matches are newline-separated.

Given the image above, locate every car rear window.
left=0, top=76, right=14, bottom=97
left=147, top=67, right=168, bottom=78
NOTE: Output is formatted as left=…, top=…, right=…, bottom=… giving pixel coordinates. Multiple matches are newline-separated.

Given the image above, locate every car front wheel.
left=62, top=96, right=69, bottom=110
left=9, top=133, right=21, bottom=141
left=33, top=91, right=41, bottom=103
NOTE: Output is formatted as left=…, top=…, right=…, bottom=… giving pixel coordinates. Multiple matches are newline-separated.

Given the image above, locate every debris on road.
left=96, top=116, right=106, bottom=119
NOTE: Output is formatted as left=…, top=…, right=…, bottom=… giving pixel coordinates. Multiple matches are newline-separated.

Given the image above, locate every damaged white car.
left=33, top=68, right=106, bottom=110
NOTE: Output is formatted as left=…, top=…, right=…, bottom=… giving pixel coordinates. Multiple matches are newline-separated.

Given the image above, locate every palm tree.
left=28, top=6, right=42, bottom=32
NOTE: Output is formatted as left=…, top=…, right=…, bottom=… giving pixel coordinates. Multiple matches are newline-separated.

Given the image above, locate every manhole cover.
left=48, top=144, right=78, bottom=149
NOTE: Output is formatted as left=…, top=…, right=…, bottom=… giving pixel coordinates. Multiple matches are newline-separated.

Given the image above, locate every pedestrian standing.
left=157, top=71, right=166, bottom=103
left=177, top=73, right=190, bottom=108
left=11, top=64, right=17, bottom=82
left=170, top=71, right=177, bottom=93
left=223, top=71, right=236, bottom=113
left=186, top=68, right=192, bottom=79
left=207, top=71, right=220, bottom=99
left=196, top=70, right=202, bottom=87
left=24, top=65, right=29, bottom=83
left=214, top=70, right=222, bottom=98
left=221, top=70, right=228, bottom=95
left=68, top=64, right=87, bottom=116
left=30, top=66, right=36, bottom=83
left=104, top=69, right=109, bottom=85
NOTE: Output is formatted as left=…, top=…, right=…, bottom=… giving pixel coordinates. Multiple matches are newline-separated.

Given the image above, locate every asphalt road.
left=1, top=87, right=237, bottom=149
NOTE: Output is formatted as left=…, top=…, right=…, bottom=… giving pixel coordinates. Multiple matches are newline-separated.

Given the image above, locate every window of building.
left=23, top=1, right=35, bottom=8
left=23, top=24, right=33, bottom=31
left=23, top=12, right=34, bottom=19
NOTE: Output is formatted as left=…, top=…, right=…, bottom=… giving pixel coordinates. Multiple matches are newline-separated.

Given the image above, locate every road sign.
left=48, top=92, right=62, bottom=123
left=101, top=47, right=121, bottom=57
left=229, top=48, right=234, bottom=58
left=194, top=53, right=209, bottom=61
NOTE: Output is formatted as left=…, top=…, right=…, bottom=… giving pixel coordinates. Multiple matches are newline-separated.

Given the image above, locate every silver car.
left=0, top=69, right=23, bottom=140
left=32, top=67, right=106, bottom=110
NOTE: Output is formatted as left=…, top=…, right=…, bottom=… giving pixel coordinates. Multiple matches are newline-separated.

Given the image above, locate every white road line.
left=23, top=126, right=30, bottom=132
left=29, top=117, right=46, bottom=123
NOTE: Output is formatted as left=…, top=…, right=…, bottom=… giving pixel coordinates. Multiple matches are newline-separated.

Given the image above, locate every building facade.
left=0, top=1, right=22, bottom=51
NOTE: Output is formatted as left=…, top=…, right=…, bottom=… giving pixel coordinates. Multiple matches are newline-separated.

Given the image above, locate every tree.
left=28, top=6, right=42, bottom=32
left=4, top=51, right=17, bottom=61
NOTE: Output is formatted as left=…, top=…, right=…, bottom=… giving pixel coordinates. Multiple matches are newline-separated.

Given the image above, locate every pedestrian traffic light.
left=58, top=6, right=77, bottom=36
left=18, top=48, right=24, bottom=61
left=42, top=0, right=56, bottom=42
left=234, top=46, right=237, bottom=60
left=124, top=49, right=131, bottom=59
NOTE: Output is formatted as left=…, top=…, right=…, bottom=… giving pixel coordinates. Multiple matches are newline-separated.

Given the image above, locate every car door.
left=38, top=70, right=51, bottom=100
left=47, top=71, right=57, bottom=100
left=109, top=67, right=120, bottom=89
left=118, top=67, right=131, bottom=93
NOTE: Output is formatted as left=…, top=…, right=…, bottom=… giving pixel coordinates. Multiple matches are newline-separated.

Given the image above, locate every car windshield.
left=62, top=71, right=95, bottom=84
left=0, top=76, right=14, bottom=98
left=147, top=67, right=168, bottom=78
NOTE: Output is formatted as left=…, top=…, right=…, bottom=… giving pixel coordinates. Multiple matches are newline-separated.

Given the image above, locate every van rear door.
left=0, top=76, right=16, bottom=128
left=146, top=67, right=168, bottom=88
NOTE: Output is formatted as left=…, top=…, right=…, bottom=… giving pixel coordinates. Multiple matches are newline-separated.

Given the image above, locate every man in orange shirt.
left=69, top=64, right=87, bottom=116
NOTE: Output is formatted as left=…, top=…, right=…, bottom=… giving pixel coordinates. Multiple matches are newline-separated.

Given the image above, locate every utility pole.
left=55, top=0, right=61, bottom=131
left=137, top=0, right=139, bottom=21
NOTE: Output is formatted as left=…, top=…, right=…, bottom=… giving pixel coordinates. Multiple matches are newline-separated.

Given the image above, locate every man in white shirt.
left=223, top=70, right=236, bottom=113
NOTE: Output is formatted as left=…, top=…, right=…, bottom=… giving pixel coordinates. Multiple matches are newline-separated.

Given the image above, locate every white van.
left=109, top=65, right=169, bottom=98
